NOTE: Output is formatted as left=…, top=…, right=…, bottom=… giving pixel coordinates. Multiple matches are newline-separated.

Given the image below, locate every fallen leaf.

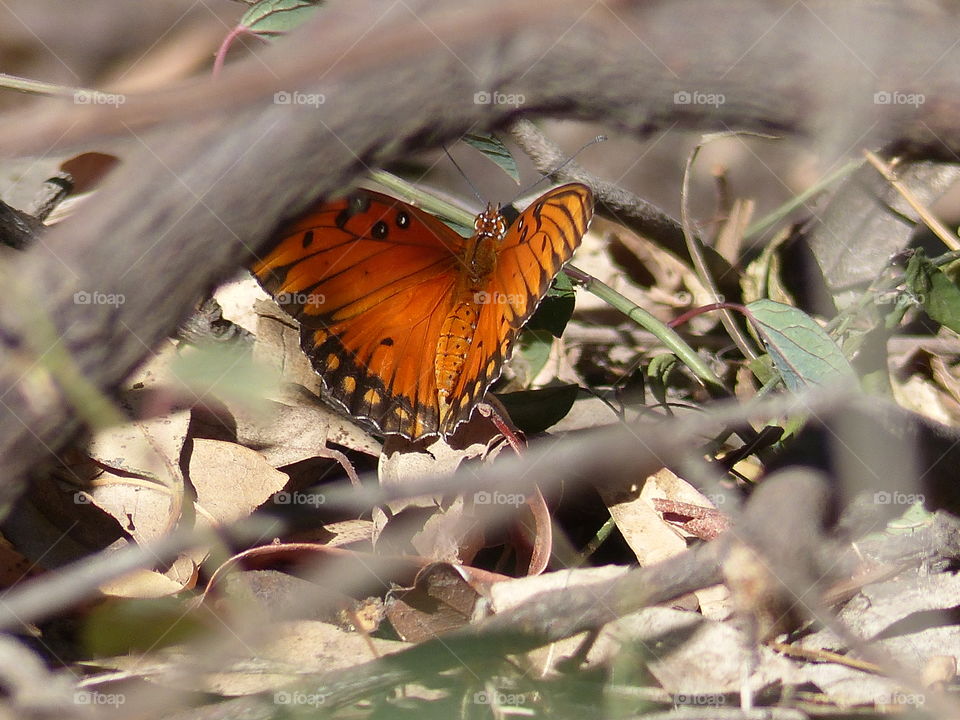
left=189, top=439, right=289, bottom=525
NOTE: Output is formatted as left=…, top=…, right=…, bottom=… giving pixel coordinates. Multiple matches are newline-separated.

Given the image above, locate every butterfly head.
left=474, top=203, right=507, bottom=241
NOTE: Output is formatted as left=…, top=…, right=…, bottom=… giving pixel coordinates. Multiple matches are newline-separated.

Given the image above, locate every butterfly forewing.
left=251, top=190, right=462, bottom=438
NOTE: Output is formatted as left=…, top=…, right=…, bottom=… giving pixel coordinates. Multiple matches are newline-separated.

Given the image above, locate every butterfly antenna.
left=443, top=145, right=485, bottom=204
left=515, top=135, right=607, bottom=199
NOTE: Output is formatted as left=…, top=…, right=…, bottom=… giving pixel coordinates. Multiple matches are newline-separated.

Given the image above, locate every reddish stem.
left=213, top=25, right=268, bottom=78
left=668, top=302, right=747, bottom=329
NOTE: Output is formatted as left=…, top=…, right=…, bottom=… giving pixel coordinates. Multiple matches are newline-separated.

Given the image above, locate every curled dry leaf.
left=596, top=467, right=716, bottom=566
left=385, top=562, right=510, bottom=642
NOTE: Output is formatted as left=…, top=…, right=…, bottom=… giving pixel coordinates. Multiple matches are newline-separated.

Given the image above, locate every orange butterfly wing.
left=251, top=183, right=593, bottom=440
left=442, top=183, right=594, bottom=434
left=251, top=190, right=464, bottom=439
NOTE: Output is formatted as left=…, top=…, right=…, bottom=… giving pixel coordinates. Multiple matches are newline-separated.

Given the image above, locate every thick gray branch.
left=1, top=0, right=960, bottom=507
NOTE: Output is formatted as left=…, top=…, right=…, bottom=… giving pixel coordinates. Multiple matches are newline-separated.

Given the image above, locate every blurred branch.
left=509, top=119, right=694, bottom=261
left=1, top=0, right=960, bottom=506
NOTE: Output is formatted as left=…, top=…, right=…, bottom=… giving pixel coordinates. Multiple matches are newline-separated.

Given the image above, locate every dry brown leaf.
left=591, top=607, right=800, bottom=694
left=98, top=567, right=194, bottom=598
left=385, top=563, right=488, bottom=642
left=189, top=439, right=289, bottom=525
left=90, top=620, right=408, bottom=697
left=596, top=467, right=712, bottom=566
left=891, top=372, right=954, bottom=425
left=0, top=533, right=41, bottom=588
left=234, top=392, right=379, bottom=466
left=214, top=273, right=270, bottom=338
left=88, top=474, right=180, bottom=543
left=253, top=300, right=324, bottom=397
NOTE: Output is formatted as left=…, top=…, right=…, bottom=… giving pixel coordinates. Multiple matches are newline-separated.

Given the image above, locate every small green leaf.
left=438, top=218, right=474, bottom=237
left=905, top=248, right=960, bottom=334
left=746, top=299, right=856, bottom=392
left=745, top=353, right=778, bottom=386
left=516, top=329, right=554, bottom=383
left=462, top=132, right=520, bottom=183
left=170, top=345, right=277, bottom=412
left=514, top=275, right=577, bottom=382
left=647, top=353, right=678, bottom=406
left=83, top=598, right=209, bottom=656
left=885, top=500, right=934, bottom=534
left=526, top=272, right=576, bottom=338
left=496, top=384, right=579, bottom=435
left=240, top=0, right=323, bottom=34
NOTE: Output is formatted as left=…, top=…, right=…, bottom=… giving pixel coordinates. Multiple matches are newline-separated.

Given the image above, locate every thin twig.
left=863, top=149, right=960, bottom=251
left=509, top=119, right=733, bottom=281
left=680, top=134, right=764, bottom=361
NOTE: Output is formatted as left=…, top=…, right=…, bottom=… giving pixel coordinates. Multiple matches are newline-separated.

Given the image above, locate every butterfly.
left=251, top=183, right=593, bottom=441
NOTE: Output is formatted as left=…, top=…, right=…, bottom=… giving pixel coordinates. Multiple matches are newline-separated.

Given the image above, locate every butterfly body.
left=252, top=184, right=593, bottom=440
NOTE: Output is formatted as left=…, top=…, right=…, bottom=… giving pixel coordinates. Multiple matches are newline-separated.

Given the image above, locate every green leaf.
left=904, top=248, right=960, bottom=334
left=647, top=353, right=678, bottom=406
left=496, top=384, right=579, bottom=435
left=526, top=272, right=576, bottom=338
left=515, top=329, right=554, bottom=384
left=745, top=353, right=778, bottom=386
left=514, top=274, right=577, bottom=382
left=240, top=0, right=323, bottom=34
left=462, top=132, right=520, bottom=183
left=170, top=345, right=277, bottom=413
left=746, top=299, right=857, bottom=392
left=438, top=218, right=474, bottom=237
left=83, top=598, right=209, bottom=656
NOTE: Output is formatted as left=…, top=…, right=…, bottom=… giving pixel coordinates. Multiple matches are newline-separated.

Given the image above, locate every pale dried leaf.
left=190, top=439, right=289, bottom=524
left=99, top=567, right=194, bottom=598
left=591, top=607, right=801, bottom=693
left=89, top=474, right=179, bottom=543
left=596, top=467, right=714, bottom=566
left=234, top=394, right=379, bottom=464
left=890, top=372, right=953, bottom=425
